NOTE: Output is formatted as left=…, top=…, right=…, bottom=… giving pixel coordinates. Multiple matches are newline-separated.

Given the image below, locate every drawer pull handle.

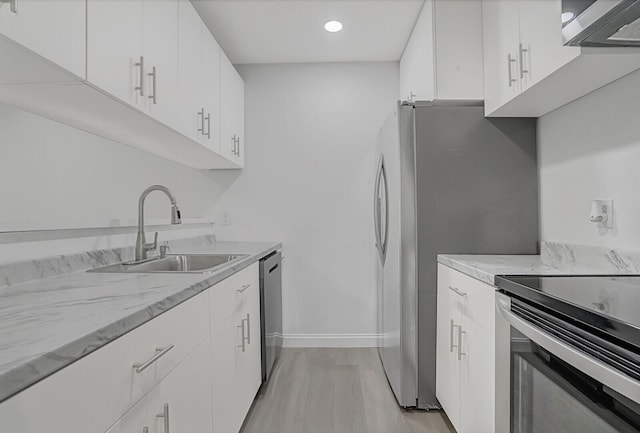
left=157, top=403, right=170, bottom=433
left=236, top=283, right=251, bottom=294
left=448, top=286, right=467, bottom=297
left=133, top=344, right=175, bottom=373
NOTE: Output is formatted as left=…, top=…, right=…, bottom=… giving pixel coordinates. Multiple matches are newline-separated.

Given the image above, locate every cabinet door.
left=142, top=0, right=179, bottom=129
left=0, top=0, right=86, bottom=79
left=220, top=52, right=245, bottom=166
left=459, top=316, right=495, bottom=433
left=398, top=0, right=435, bottom=102
left=149, top=339, right=213, bottom=433
left=518, top=0, right=580, bottom=91
left=435, top=289, right=462, bottom=430
left=87, top=0, right=143, bottom=107
left=177, top=0, right=204, bottom=143
left=237, top=281, right=262, bottom=423
left=481, top=0, right=521, bottom=114
left=202, top=30, right=222, bottom=153
left=211, top=314, right=245, bottom=433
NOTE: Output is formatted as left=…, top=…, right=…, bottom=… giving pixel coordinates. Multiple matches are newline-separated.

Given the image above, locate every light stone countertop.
left=438, top=242, right=640, bottom=286
left=437, top=254, right=563, bottom=286
left=0, top=240, right=281, bottom=403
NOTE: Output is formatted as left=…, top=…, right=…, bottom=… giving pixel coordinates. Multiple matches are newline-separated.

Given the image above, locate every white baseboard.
left=283, top=334, right=380, bottom=348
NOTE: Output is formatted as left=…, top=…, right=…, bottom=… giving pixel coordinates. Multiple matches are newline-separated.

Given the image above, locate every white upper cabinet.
left=0, top=0, right=86, bottom=81
left=178, top=0, right=221, bottom=153
left=483, top=0, right=640, bottom=117
left=87, top=0, right=144, bottom=107
left=87, top=0, right=178, bottom=128
left=399, top=0, right=484, bottom=102
left=220, top=51, right=245, bottom=167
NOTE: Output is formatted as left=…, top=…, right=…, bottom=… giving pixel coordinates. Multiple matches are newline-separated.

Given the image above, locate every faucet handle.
left=144, top=232, right=158, bottom=252
left=159, top=242, right=170, bottom=258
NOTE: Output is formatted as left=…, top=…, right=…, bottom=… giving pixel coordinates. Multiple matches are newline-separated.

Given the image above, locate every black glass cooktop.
left=496, top=275, right=640, bottom=350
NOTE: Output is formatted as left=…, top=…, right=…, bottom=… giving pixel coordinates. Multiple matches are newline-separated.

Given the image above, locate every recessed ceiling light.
left=324, top=20, right=343, bottom=33
left=561, top=12, right=575, bottom=24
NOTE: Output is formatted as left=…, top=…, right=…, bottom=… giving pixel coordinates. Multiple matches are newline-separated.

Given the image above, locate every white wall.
left=539, top=68, right=640, bottom=250
left=0, top=103, right=235, bottom=231
left=213, top=62, right=399, bottom=346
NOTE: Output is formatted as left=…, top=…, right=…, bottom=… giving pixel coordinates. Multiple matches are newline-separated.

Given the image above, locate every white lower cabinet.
left=436, top=264, right=495, bottom=433
left=211, top=262, right=261, bottom=433
left=0, top=262, right=263, bottom=433
left=107, top=338, right=213, bottom=433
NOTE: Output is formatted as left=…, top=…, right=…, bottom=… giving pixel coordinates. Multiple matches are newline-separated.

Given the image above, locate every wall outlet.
left=222, top=212, right=230, bottom=226
left=590, top=199, right=613, bottom=229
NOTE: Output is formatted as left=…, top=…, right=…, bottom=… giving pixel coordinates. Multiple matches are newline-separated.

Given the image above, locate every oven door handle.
left=496, top=297, right=640, bottom=403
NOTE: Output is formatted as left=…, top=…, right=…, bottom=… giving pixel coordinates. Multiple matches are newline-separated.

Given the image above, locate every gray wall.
left=539, top=68, right=640, bottom=250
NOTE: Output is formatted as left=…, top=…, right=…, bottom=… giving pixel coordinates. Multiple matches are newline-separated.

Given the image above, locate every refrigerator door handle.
left=380, top=158, right=389, bottom=262
left=374, top=156, right=384, bottom=261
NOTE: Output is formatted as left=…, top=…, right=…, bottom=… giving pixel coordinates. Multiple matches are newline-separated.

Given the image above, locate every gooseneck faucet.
left=135, top=185, right=182, bottom=262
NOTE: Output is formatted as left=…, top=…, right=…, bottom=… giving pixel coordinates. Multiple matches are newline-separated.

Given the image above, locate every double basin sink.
left=89, top=253, right=248, bottom=274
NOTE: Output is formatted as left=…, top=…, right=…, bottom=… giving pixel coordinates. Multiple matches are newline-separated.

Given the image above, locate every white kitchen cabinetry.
left=106, top=339, right=213, bottom=433
left=0, top=287, right=210, bottom=433
left=483, top=0, right=640, bottom=117
left=211, top=262, right=260, bottom=433
left=178, top=0, right=221, bottom=153
left=220, top=51, right=246, bottom=167
left=436, top=264, right=495, bottom=433
left=87, top=0, right=178, bottom=128
left=0, top=0, right=244, bottom=169
left=399, top=0, right=484, bottom=102
left=0, top=0, right=86, bottom=81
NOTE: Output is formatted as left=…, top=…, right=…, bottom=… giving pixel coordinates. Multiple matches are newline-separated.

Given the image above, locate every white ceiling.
left=192, top=0, right=426, bottom=65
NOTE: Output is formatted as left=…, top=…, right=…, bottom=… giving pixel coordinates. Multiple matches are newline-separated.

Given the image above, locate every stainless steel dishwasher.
left=260, top=251, right=282, bottom=383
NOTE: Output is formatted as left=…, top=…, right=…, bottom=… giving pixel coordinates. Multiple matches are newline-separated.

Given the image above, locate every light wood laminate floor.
left=241, top=348, right=456, bottom=433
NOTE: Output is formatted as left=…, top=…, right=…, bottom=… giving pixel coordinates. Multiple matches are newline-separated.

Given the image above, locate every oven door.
left=495, top=293, right=640, bottom=433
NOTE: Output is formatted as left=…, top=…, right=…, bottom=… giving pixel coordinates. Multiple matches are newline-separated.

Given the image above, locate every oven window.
left=511, top=330, right=640, bottom=433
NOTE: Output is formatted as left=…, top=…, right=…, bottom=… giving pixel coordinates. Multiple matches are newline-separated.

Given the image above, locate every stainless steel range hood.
left=563, top=0, right=640, bottom=46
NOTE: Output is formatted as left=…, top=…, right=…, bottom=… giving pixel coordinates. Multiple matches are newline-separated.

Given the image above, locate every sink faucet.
left=135, top=185, right=182, bottom=262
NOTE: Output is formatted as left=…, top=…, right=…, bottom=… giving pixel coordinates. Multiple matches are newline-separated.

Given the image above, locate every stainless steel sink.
left=89, top=254, right=248, bottom=274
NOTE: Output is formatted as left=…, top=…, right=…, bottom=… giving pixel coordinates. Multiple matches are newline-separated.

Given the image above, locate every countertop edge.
left=0, top=242, right=281, bottom=403
left=437, top=255, right=497, bottom=286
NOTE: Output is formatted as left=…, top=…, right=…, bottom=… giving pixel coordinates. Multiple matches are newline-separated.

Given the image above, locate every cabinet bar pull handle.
left=448, top=286, right=467, bottom=297
left=135, top=56, right=145, bottom=97
left=132, top=344, right=174, bottom=373
left=231, top=135, right=237, bottom=155
left=237, top=319, right=246, bottom=352
left=450, top=319, right=459, bottom=353
left=236, top=136, right=241, bottom=158
left=507, top=54, right=516, bottom=88
left=157, top=403, right=170, bottom=433
left=148, top=66, right=157, bottom=104
left=204, top=113, right=211, bottom=139
left=245, top=313, right=251, bottom=344
left=519, top=43, right=529, bottom=79
left=236, top=283, right=251, bottom=294
left=197, top=108, right=205, bottom=135
left=458, top=327, right=466, bottom=361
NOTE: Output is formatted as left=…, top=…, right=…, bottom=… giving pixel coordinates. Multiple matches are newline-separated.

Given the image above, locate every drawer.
left=0, top=288, right=209, bottom=433
left=210, top=262, right=259, bottom=332
left=438, top=264, right=495, bottom=331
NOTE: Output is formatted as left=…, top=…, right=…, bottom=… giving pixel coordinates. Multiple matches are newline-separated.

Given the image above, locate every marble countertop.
left=0, top=240, right=281, bottom=403
left=438, top=242, right=640, bottom=286
left=437, top=254, right=562, bottom=286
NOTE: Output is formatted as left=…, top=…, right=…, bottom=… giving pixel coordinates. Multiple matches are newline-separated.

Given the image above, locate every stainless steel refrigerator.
left=373, top=101, right=539, bottom=409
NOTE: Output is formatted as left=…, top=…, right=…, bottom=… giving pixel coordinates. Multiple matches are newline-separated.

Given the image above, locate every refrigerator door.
left=378, top=103, right=418, bottom=408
